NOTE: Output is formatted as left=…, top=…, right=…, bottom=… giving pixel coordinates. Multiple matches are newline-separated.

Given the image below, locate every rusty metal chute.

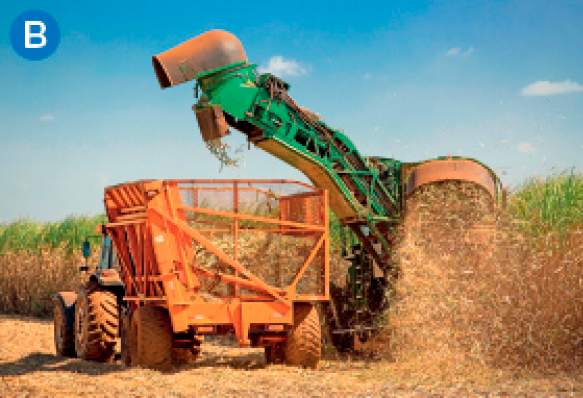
left=406, top=159, right=498, bottom=200
left=153, top=30, right=247, bottom=89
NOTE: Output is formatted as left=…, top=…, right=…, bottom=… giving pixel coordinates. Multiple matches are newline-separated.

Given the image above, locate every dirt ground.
left=1, top=314, right=582, bottom=397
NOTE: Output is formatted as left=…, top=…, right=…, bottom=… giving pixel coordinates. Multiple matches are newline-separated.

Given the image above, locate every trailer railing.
left=103, top=179, right=329, bottom=346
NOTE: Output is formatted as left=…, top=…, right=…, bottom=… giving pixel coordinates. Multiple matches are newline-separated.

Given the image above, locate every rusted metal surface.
left=152, top=30, right=247, bottom=89
left=279, top=192, right=325, bottom=236
left=195, top=104, right=231, bottom=142
left=406, top=159, right=497, bottom=199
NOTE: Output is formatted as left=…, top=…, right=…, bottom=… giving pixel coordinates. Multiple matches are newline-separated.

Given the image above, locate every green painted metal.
left=192, top=61, right=502, bottom=270
left=194, top=62, right=402, bottom=230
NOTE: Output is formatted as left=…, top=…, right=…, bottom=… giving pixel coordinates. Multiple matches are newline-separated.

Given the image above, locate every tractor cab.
left=82, top=232, right=123, bottom=287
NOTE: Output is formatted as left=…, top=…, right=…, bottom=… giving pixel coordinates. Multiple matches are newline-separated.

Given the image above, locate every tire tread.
left=132, top=306, right=172, bottom=371
left=285, top=304, right=321, bottom=369
left=75, top=281, right=119, bottom=362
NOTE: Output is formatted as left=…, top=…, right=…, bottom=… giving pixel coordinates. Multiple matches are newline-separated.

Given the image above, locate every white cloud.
left=462, top=46, right=474, bottom=56
left=518, top=142, right=536, bottom=153
left=40, top=114, right=54, bottom=121
left=521, top=80, right=583, bottom=96
left=363, top=73, right=371, bottom=80
left=257, top=56, right=307, bottom=77
left=446, top=46, right=473, bottom=57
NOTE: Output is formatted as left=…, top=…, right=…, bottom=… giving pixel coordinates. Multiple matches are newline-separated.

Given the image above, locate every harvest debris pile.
left=383, top=181, right=583, bottom=374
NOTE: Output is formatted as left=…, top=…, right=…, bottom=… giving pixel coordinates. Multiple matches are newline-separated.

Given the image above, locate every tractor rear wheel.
left=53, top=292, right=77, bottom=357
left=130, top=306, right=172, bottom=371
left=74, top=281, right=119, bottom=362
left=285, top=304, right=321, bottom=369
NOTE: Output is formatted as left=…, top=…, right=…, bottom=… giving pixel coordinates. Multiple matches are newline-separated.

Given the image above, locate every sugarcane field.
left=3, top=3, right=583, bottom=397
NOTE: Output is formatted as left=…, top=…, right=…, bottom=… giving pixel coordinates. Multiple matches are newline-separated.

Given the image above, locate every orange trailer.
left=61, top=179, right=329, bottom=370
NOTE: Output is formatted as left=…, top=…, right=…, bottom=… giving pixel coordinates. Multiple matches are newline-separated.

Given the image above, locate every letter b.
left=11, top=10, right=59, bottom=61
left=25, top=21, right=47, bottom=48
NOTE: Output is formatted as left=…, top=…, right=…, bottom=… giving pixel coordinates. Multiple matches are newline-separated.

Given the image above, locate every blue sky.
left=1, top=1, right=582, bottom=222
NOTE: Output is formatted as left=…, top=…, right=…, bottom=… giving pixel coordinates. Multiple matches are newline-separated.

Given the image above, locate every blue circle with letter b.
left=10, top=10, right=60, bottom=61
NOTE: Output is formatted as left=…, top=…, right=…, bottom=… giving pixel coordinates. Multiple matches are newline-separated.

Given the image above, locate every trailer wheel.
left=53, top=292, right=76, bottom=357
left=131, top=306, right=172, bottom=371
left=120, top=308, right=132, bottom=367
left=74, top=281, right=119, bottom=362
left=285, top=304, right=321, bottom=369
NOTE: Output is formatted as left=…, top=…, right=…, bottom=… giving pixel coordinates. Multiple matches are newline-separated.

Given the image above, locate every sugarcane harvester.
left=153, top=30, right=503, bottom=351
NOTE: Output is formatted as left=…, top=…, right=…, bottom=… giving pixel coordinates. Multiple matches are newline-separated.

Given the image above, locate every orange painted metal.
left=103, top=179, right=329, bottom=347
left=267, top=324, right=284, bottom=331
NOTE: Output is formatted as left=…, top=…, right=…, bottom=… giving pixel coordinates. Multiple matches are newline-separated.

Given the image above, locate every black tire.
left=74, top=281, right=119, bottom=362
left=285, top=304, right=321, bottom=369
left=53, top=292, right=76, bottom=357
left=120, top=308, right=132, bottom=367
left=130, top=306, right=172, bottom=371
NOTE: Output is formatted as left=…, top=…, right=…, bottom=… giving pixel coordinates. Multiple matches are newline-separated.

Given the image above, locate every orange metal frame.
left=103, top=179, right=329, bottom=346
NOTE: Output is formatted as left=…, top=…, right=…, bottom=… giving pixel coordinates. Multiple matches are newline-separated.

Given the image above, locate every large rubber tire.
left=285, top=304, right=321, bottom=369
left=53, top=293, right=76, bottom=357
left=130, top=306, right=172, bottom=371
left=120, top=308, right=132, bottom=367
left=74, top=281, right=119, bottom=362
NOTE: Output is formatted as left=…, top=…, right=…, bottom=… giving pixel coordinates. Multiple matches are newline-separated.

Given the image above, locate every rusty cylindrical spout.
left=152, top=30, right=247, bottom=89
